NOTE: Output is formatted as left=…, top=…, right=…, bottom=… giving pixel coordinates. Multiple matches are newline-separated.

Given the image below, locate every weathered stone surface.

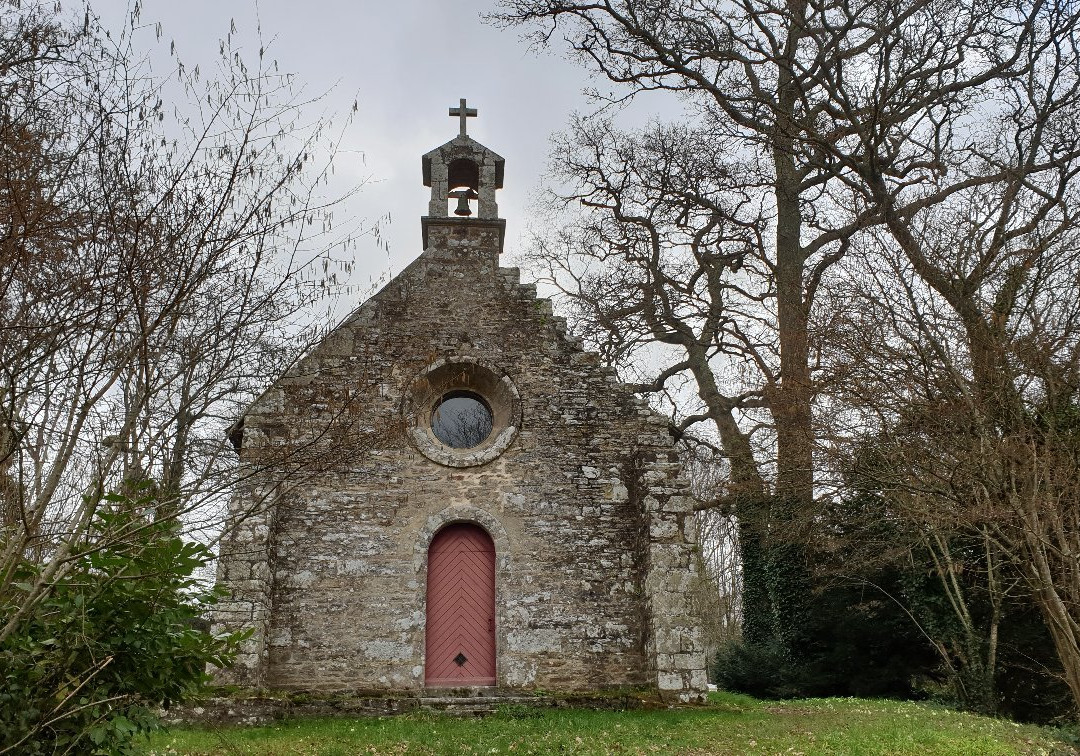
left=162, top=688, right=699, bottom=727
left=211, top=127, right=706, bottom=703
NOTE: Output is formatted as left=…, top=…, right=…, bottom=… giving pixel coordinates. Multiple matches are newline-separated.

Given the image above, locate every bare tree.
left=804, top=0, right=1080, bottom=709
left=828, top=203, right=1080, bottom=710
left=0, top=1, right=363, bottom=652
left=494, top=0, right=1080, bottom=682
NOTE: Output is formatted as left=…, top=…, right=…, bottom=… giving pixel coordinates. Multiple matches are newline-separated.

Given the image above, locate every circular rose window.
left=402, top=358, right=521, bottom=467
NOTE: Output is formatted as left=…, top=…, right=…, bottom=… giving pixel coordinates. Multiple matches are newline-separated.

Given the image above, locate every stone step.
left=417, top=694, right=540, bottom=716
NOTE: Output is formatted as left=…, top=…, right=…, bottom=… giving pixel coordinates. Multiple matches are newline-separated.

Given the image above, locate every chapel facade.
left=211, top=101, right=708, bottom=702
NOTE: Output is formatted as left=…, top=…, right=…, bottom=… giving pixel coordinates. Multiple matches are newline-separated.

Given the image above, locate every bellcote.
left=421, top=99, right=506, bottom=253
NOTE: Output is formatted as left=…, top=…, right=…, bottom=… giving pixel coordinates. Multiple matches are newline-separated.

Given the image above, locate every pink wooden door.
left=425, top=523, right=496, bottom=687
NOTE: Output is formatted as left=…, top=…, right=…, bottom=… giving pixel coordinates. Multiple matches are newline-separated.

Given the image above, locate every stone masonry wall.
left=213, top=218, right=707, bottom=702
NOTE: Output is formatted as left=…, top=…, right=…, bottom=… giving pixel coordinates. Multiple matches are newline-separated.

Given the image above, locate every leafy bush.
left=0, top=495, right=246, bottom=754
left=713, top=640, right=809, bottom=699
left=715, top=567, right=942, bottom=702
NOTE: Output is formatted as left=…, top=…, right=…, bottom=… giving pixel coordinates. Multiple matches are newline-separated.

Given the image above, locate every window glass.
left=431, top=392, right=493, bottom=449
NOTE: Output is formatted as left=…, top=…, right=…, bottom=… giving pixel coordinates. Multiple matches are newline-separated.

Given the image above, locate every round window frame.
left=402, top=357, right=522, bottom=468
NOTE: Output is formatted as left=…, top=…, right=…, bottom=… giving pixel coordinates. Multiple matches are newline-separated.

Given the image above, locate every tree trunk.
left=1027, top=530, right=1080, bottom=714
left=741, top=0, right=816, bottom=659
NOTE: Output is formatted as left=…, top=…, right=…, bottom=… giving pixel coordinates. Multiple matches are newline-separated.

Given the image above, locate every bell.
left=453, top=193, right=473, bottom=216
left=450, top=188, right=478, bottom=217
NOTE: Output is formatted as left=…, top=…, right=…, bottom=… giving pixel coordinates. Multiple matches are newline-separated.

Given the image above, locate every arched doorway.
left=425, top=523, right=496, bottom=687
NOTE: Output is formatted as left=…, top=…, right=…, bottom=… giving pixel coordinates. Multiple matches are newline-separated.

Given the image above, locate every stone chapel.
left=212, top=101, right=708, bottom=703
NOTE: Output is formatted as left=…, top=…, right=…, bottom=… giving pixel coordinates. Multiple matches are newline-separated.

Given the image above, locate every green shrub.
left=0, top=496, right=246, bottom=754
left=713, top=640, right=808, bottom=699
left=714, top=568, right=942, bottom=702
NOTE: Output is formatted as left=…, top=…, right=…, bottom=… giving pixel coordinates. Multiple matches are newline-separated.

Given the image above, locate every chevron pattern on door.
left=425, top=523, right=496, bottom=687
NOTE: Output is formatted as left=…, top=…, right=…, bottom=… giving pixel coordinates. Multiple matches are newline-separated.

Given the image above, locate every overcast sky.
left=97, top=0, right=627, bottom=306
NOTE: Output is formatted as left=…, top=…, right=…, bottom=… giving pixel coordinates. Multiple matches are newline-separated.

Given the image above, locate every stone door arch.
left=425, top=523, right=496, bottom=687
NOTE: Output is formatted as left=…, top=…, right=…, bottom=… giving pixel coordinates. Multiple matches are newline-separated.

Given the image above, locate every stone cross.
left=449, top=98, right=477, bottom=137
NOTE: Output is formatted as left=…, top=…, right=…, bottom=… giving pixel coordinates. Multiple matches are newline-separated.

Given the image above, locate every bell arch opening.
left=447, top=158, right=480, bottom=216
left=447, top=158, right=479, bottom=191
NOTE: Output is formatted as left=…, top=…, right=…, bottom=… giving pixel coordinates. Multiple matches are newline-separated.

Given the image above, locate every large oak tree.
left=495, top=0, right=1080, bottom=698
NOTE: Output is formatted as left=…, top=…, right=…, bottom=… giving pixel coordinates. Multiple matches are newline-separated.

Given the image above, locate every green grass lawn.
left=144, top=693, right=1077, bottom=755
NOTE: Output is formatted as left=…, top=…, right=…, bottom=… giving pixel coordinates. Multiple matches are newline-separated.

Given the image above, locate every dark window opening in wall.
left=431, top=391, right=493, bottom=449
